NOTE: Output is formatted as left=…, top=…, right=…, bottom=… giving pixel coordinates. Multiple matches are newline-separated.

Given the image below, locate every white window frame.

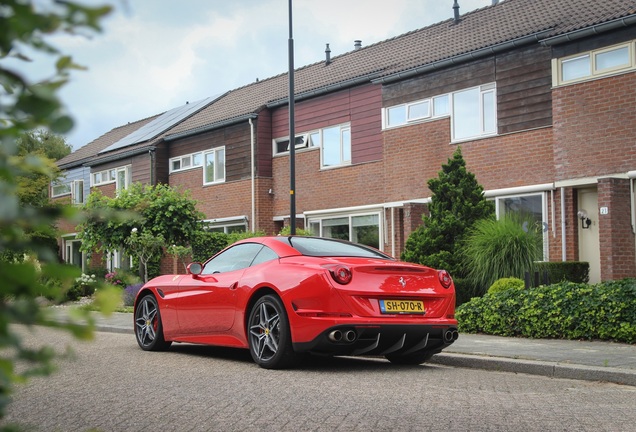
left=51, top=181, right=71, bottom=197
left=203, top=146, right=226, bottom=185
left=450, top=83, right=497, bottom=143
left=169, top=152, right=203, bottom=173
left=71, top=179, right=84, bottom=205
left=115, top=166, right=131, bottom=192
left=494, top=192, right=548, bottom=261
left=307, top=211, right=382, bottom=250
left=63, top=236, right=86, bottom=272
left=107, top=248, right=133, bottom=273
left=320, top=123, right=351, bottom=169
left=554, top=41, right=635, bottom=86
left=203, top=217, right=248, bottom=234
left=382, top=94, right=450, bottom=130
left=273, top=133, right=311, bottom=155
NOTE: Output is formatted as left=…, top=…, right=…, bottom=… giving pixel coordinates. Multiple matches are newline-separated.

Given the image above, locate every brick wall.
left=553, top=73, right=636, bottom=180
left=598, top=178, right=636, bottom=280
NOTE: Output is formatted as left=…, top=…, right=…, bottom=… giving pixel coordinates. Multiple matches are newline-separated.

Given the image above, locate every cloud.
left=53, top=0, right=493, bottom=149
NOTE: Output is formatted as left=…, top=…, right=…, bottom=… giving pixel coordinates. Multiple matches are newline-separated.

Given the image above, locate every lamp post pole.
left=288, top=0, right=296, bottom=235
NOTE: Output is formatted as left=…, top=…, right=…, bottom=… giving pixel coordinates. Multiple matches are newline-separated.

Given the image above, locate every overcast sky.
left=46, top=0, right=493, bottom=149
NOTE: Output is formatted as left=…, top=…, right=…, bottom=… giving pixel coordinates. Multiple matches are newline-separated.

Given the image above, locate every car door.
left=176, top=243, right=264, bottom=334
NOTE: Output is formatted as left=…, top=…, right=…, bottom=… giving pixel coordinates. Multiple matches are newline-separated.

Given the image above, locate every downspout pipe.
left=249, top=118, right=256, bottom=232
left=561, top=187, right=567, bottom=261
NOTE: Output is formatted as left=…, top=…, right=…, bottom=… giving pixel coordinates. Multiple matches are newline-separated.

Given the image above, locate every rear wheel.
left=135, top=294, right=172, bottom=351
left=248, top=294, right=298, bottom=369
left=385, top=349, right=438, bottom=365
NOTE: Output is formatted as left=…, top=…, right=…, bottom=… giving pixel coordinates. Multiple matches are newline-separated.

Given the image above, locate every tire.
left=247, top=294, right=298, bottom=369
left=135, top=294, right=172, bottom=351
left=385, top=349, right=438, bottom=365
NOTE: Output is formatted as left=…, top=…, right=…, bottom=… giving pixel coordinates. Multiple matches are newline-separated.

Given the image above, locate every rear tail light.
left=323, top=264, right=352, bottom=285
left=438, top=270, right=452, bottom=289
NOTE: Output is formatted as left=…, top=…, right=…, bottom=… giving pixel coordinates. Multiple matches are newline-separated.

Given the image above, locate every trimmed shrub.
left=536, top=261, right=589, bottom=284
left=456, top=278, right=636, bottom=343
left=488, top=277, right=525, bottom=294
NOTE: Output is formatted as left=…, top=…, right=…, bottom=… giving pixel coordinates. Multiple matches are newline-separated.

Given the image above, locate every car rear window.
left=282, top=236, right=393, bottom=259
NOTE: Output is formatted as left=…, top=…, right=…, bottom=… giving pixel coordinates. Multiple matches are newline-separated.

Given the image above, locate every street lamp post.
left=288, top=0, right=296, bottom=235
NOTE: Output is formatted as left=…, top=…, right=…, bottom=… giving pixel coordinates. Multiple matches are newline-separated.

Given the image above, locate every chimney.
left=325, top=43, right=331, bottom=65
left=492, top=0, right=499, bottom=4
left=453, top=0, right=460, bottom=23
left=354, top=40, right=362, bottom=50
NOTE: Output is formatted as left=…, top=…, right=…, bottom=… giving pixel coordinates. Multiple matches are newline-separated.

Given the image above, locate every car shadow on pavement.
left=168, top=343, right=440, bottom=372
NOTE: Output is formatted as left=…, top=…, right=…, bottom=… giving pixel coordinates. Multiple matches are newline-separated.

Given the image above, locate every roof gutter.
left=163, top=113, right=258, bottom=142
left=267, top=71, right=384, bottom=108
left=541, top=14, right=636, bottom=46
left=84, top=145, right=156, bottom=167
left=372, top=29, right=553, bottom=85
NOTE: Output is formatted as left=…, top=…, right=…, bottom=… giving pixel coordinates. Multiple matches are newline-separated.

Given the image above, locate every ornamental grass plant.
left=462, top=215, right=542, bottom=296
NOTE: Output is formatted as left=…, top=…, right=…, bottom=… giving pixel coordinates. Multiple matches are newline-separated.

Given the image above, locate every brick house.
left=54, top=0, right=636, bottom=283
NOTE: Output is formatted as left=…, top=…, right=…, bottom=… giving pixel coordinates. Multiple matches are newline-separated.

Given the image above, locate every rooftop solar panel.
left=99, top=96, right=219, bottom=154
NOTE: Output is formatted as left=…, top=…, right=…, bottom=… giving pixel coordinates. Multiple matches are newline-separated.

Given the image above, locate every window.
left=203, top=147, right=225, bottom=184
left=63, top=237, right=85, bottom=271
left=451, top=83, right=496, bottom=142
left=107, top=249, right=132, bottom=272
left=71, top=180, right=84, bottom=205
left=383, top=95, right=449, bottom=129
left=308, top=213, right=380, bottom=249
left=170, top=152, right=203, bottom=173
left=51, top=181, right=71, bottom=197
left=495, top=193, right=548, bottom=260
left=92, top=166, right=129, bottom=188
left=202, top=243, right=264, bottom=274
left=273, top=134, right=310, bottom=154
left=555, top=41, right=634, bottom=85
left=321, top=124, right=351, bottom=168
left=115, top=166, right=131, bottom=191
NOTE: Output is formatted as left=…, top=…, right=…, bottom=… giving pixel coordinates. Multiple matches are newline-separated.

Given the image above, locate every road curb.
left=429, top=352, right=636, bottom=387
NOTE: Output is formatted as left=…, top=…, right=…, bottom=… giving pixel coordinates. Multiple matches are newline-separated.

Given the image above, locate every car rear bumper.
left=292, top=324, right=458, bottom=357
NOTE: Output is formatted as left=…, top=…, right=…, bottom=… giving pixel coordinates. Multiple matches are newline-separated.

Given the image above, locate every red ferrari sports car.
left=134, top=236, right=458, bottom=369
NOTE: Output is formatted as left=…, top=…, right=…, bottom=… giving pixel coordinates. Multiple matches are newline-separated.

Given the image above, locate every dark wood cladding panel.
left=131, top=153, right=151, bottom=185
left=496, top=45, right=552, bottom=134
left=383, top=58, right=496, bottom=107
left=271, top=83, right=383, bottom=164
left=552, top=26, right=636, bottom=59
left=383, top=46, right=552, bottom=135
left=154, top=142, right=169, bottom=185
left=256, top=109, right=273, bottom=178
left=168, top=122, right=252, bottom=182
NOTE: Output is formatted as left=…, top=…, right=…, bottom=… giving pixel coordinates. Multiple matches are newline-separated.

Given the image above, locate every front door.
left=578, top=188, right=600, bottom=283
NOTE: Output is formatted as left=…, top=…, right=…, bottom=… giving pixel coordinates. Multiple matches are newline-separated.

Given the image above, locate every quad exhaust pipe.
left=328, top=329, right=357, bottom=343
left=444, top=329, right=459, bottom=343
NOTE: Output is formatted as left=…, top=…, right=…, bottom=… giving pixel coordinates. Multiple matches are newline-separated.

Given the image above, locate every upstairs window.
left=273, top=134, right=312, bottom=155
left=71, top=180, right=84, bottom=205
left=555, top=41, right=634, bottom=86
left=203, top=147, right=225, bottom=185
left=451, top=83, right=496, bottom=142
left=321, top=124, right=351, bottom=168
left=383, top=94, right=448, bottom=129
left=170, top=152, right=202, bottom=173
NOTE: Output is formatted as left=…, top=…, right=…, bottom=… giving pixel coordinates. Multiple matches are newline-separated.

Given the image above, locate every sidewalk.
left=86, top=311, right=636, bottom=386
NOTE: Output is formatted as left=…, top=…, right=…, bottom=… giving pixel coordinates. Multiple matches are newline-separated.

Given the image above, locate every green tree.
left=401, top=147, right=494, bottom=301
left=0, top=0, right=113, bottom=423
left=78, top=183, right=205, bottom=278
left=17, top=130, right=72, bottom=161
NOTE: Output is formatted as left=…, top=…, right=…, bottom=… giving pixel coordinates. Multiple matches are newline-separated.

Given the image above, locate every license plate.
left=379, top=299, right=425, bottom=314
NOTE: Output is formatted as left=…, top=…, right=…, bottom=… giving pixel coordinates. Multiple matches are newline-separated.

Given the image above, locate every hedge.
left=456, top=278, right=636, bottom=343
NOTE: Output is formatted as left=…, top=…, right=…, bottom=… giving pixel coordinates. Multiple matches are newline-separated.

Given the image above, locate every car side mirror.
left=187, top=262, right=203, bottom=275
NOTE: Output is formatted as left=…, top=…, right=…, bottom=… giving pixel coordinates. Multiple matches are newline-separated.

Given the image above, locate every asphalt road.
left=3, top=326, right=636, bottom=432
